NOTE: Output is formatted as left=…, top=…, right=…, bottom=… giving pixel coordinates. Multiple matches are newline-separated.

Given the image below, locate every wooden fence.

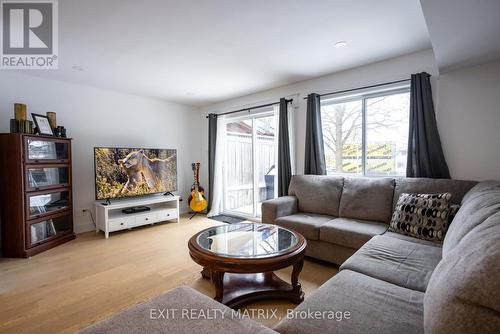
left=224, top=132, right=276, bottom=212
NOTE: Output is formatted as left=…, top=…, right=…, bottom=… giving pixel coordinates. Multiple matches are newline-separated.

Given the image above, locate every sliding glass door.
left=223, top=109, right=278, bottom=218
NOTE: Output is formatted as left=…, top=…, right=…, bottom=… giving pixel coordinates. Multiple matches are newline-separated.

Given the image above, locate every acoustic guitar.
left=188, top=162, right=207, bottom=213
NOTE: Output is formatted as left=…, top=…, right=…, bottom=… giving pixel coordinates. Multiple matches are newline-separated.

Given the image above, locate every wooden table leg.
left=212, top=270, right=225, bottom=302
left=291, top=257, right=304, bottom=303
left=201, top=267, right=211, bottom=279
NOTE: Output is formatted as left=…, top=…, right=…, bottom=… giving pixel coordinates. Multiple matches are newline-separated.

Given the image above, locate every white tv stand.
left=94, top=194, right=180, bottom=238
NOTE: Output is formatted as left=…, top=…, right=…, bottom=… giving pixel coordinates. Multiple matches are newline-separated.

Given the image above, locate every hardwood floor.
left=0, top=215, right=338, bottom=333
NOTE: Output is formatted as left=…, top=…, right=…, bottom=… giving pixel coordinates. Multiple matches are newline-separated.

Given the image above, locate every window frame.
left=320, top=85, right=411, bottom=177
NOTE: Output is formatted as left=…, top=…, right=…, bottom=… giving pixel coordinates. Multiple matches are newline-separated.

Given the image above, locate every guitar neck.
left=195, top=163, right=200, bottom=185
left=192, top=162, right=201, bottom=190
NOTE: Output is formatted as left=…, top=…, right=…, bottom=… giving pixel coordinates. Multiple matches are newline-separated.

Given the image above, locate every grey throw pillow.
left=389, top=193, right=452, bottom=242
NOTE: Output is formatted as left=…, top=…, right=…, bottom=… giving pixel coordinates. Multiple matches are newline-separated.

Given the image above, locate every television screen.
left=94, top=147, right=177, bottom=200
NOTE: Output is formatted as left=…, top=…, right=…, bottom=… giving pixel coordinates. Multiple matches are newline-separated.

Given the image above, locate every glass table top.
left=196, top=223, right=299, bottom=258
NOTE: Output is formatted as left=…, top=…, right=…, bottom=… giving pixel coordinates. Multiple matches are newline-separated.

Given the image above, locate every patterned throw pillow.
left=389, top=193, right=452, bottom=242
left=448, top=204, right=461, bottom=224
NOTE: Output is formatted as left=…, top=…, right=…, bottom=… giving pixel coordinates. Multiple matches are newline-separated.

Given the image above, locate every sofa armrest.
left=261, top=196, right=298, bottom=224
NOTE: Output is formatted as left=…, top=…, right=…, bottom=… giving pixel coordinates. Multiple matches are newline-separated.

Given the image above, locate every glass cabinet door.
left=28, top=214, right=72, bottom=247
left=25, top=138, right=70, bottom=162
left=26, top=166, right=70, bottom=191
left=27, top=190, right=70, bottom=219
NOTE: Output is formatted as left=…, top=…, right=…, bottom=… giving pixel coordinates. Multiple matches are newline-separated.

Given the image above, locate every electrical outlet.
left=76, top=209, right=87, bottom=217
left=80, top=208, right=97, bottom=227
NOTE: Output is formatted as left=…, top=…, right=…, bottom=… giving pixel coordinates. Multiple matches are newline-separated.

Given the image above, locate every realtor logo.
left=1, top=0, right=58, bottom=69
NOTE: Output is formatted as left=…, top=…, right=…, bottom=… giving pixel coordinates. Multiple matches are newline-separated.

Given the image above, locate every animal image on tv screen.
left=94, top=147, right=177, bottom=200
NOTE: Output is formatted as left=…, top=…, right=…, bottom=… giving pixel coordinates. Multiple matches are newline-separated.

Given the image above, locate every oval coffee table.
left=188, top=223, right=306, bottom=309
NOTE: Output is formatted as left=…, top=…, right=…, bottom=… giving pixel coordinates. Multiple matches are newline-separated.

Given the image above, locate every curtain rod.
left=206, top=98, right=293, bottom=118
left=303, top=78, right=411, bottom=100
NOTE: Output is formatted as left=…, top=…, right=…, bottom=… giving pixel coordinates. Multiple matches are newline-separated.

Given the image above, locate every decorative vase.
left=47, top=112, right=57, bottom=129
left=14, top=103, right=27, bottom=120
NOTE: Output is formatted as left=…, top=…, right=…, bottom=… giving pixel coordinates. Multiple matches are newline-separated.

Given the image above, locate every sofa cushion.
left=274, top=270, right=424, bottom=334
left=275, top=213, right=334, bottom=240
left=319, top=218, right=388, bottom=249
left=339, top=177, right=395, bottom=223
left=288, top=175, right=344, bottom=216
left=306, top=239, right=357, bottom=265
left=389, top=193, right=452, bottom=242
left=340, top=234, right=442, bottom=292
left=424, top=212, right=500, bottom=334
left=443, top=181, right=500, bottom=257
left=393, top=177, right=477, bottom=209
left=382, top=231, right=442, bottom=247
left=77, top=286, right=276, bottom=334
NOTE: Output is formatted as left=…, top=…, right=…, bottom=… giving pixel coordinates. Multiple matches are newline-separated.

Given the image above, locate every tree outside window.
left=321, top=89, right=410, bottom=176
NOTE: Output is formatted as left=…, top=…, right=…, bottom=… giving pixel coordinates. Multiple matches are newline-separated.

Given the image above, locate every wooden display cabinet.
left=0, top=133, right=75, bottom=258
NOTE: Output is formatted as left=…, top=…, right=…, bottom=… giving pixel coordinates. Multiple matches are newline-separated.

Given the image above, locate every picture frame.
left=31, top=113, right=54, bottom=136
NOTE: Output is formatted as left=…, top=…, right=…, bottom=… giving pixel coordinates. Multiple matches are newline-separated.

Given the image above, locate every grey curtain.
left=304, top=93, right=327, bottom=175
left=278, top=98, right=292, bottom=196
left=407, top=72, right=451, bottom=178
left=207, top=113, right=218, bottom=210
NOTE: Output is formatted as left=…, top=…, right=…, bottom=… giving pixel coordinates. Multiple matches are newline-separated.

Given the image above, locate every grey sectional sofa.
left=262, top=175, right=477, bottom=265
left=78, top=285, right=277, bottom=334
left=79, top=177, right=500, bottom=334
left=269, top=177, right=500, bottom=334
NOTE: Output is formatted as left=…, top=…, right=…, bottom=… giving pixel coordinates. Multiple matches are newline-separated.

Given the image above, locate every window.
left=320, top=87, right=410, bottom=177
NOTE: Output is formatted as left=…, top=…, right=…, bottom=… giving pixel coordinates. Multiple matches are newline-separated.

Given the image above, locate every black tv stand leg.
left=102, top=198, right=112, bottom=206
left=163, top=191, right=174, bottom=196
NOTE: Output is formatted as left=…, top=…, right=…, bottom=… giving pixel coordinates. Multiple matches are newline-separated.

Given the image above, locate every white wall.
left=0, top=72, right=201, bottom=234
left=435, top=59, right=500, bottom=180
left=199, top=49, right=439, bottom=187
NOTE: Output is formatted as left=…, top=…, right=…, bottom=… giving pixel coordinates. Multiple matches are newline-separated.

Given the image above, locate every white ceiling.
left=19, top=0, right=431, bottom=106
left=420, top=0, right=500, bottom=72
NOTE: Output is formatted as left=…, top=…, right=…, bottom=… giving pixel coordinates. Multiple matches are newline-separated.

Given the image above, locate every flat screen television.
left=94, top=147, right=177, bottom=200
